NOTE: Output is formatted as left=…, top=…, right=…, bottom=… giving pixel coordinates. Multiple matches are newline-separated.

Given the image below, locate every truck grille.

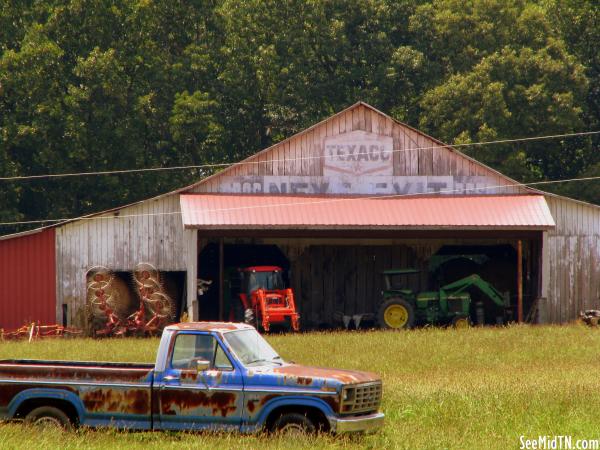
left=340, top=381, right=382, bottom=415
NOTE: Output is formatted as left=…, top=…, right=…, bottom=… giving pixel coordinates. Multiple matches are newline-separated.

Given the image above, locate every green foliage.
left=0, top=0, right=598, bottom=233
left=420, top=42, right=589, bottom=180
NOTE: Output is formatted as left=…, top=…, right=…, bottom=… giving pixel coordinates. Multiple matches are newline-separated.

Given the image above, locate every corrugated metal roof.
left=180, top=194, right=556, bottom=230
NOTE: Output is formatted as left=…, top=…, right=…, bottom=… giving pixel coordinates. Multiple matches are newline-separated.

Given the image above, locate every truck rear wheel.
left=271, top=412, right=316, bottom=435
left=377, top=297, right=415, bottom=329
left=25, top=406, right=73, bottom=430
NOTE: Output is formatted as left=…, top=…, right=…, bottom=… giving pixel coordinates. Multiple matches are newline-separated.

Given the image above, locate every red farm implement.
left=0, top=323, right=82, bottom=341
left=237, top=266, right=300, bottom=332
left=86, top=264, right=174, bottom=337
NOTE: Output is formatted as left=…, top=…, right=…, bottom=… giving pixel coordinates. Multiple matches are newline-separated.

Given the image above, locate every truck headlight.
left=342, top=387, right=355, bottom=402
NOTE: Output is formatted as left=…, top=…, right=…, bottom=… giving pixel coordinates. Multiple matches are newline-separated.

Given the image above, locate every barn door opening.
left=197, top=241, right=289, bottom=321
left=430, top=242, right=541, bottom=324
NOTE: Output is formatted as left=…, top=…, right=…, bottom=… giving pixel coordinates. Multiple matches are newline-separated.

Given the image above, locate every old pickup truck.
left=0, top=322, right=384, bottom=434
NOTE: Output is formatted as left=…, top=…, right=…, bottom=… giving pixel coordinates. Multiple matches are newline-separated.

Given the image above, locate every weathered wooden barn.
left=1, top=102, right=598, bottom=330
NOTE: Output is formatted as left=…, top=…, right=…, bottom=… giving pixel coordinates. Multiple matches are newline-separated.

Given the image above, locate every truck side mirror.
left=192, top=358, right=210, bottom=373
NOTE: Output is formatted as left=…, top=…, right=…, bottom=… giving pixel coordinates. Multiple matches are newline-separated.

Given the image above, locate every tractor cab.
left=241, top=266, right=285, bottom=297
left=383, top=269, right=419, bottom=297
left=383, top=268, right=420, bottom=285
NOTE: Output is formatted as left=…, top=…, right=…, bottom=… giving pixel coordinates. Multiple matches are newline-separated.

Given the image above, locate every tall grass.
left=1, top=325, right=600, bottom=449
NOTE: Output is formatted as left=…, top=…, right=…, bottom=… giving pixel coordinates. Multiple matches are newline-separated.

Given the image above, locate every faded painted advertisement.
left=323, top=130, right=393, bottom=177
left=212, top=130, right=508, bottom=195
left=217, top=175, right=504, bottom=195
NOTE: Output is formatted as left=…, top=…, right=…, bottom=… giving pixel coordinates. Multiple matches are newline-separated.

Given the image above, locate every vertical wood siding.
left=55, top=194, right=189, bottom=327
left=545, top=196, right=600, bottom=322
left=222, top=237, right=526, bottom=328
left=190, top=104, right=525, bottom=194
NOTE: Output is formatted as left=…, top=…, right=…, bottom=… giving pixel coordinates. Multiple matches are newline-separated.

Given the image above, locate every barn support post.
left=517, top=239, right=523, bottom=323
left=185, top=229, right=198, bottom=321
left=539, top=230, right=550, bottom=323
left=219, top=238, right=224, bottom=321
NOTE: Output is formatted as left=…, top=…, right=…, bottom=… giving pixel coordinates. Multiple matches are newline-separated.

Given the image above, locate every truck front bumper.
left=330, top=412, right=385, bottom=433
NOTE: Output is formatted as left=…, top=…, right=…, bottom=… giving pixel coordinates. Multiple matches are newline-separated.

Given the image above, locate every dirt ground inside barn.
left=1, top=325, right=600, bottom=449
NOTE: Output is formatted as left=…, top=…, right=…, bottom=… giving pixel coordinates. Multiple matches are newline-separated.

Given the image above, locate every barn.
left=0, top=102, right=598, bottom=331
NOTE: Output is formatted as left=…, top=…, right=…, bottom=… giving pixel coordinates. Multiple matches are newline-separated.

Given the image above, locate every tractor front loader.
left=378, top=270, right=510, bottom=329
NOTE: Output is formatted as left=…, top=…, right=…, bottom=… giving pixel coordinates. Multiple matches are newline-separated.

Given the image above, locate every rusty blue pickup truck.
left=0, top=322, right=384, bottom=434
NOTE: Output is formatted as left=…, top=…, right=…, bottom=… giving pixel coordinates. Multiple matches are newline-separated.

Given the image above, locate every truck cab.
left=0, top=322, right=384, bottom=434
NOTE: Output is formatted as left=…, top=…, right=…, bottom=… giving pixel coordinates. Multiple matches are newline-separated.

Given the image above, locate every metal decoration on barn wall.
left=131, top=263, right=175, bottom=335
left=86, top=265, right=125, bottom=336
left=85, top=263, right=176, bottom=337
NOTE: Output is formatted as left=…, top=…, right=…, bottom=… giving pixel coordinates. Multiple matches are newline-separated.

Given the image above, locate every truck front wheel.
left=25, top=406, right=73, bottom=430
left=377, top=297, right=415, bottom=329
left=271, top=412, right=316, bottom=434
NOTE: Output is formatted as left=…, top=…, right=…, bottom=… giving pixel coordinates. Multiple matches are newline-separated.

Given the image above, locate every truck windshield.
left=223, top=329, right=282, bottom=367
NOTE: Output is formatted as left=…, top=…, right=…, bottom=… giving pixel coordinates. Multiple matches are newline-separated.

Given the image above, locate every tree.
left=420, top=43, right=589, bottom=181
left=0, top=25, right=71, bottom=221
left=0, top=0, right=599, bottom=233
left=414, top=0, right=593, bottom=198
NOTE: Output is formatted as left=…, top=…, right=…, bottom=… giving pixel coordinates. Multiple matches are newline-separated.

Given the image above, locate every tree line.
left=0, top=0, right=598, bottom=233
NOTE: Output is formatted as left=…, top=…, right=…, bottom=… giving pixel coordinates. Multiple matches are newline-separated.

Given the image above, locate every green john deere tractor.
left=377, top=269, right=510, bottom=329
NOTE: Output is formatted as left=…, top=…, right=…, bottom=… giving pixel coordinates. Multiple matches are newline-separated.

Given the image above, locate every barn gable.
left=187, top=102, right=528, bottom=196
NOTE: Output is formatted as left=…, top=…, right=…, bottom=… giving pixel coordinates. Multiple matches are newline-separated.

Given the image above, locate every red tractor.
left=237, top=266, right=300, bottom=332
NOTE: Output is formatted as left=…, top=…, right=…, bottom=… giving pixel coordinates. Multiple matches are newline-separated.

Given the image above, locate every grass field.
left=1, top=325, right=600, bottom=449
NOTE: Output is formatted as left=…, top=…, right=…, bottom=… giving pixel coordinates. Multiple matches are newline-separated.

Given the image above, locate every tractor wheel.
left=244, top=308, right=255, bottom=326
left=452, top=315, right=471, bottom=329
left=281, top=316, right=300, bottom=333
left=377, top=297, right=415, bottom=329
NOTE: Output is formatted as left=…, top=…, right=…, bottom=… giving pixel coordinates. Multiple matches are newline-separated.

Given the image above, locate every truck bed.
left=0, top=359, right=154, bottom=382
left=0, top=359, right=155, bottom=428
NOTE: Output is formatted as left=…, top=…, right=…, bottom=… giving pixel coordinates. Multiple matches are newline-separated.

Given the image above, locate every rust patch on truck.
left=161, top=390, right=237, bottom=417
left=323, top=395, right=340, bottom=413
left=82, top=388, right=150, bottom=415
left=168, top=323, right=248, bottom=332
left=248, top=391, right=339, bottom=415
left=0, top=385, right=28, bottom=408
left=0, top=363, right=152, bottom=383
left=0, top=384, right=77, bottom=409
left=295, top=376, right=313, bottom=386
left=180, top=371, right=198, bottom=382
left=259, top=394, right=280, bottom=406
left=272, top=364, right=379, bottom=385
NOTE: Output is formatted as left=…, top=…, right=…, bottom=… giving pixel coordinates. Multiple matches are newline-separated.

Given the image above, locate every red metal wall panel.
left=0, top=228, right=56, bottom=330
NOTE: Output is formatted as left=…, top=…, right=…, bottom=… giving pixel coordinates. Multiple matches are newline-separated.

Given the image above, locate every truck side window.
left=170, top=334, right=233, bottom=371
left=214, top=344, right=233, bottom=371
left=171, top=334, right=215, bottom=370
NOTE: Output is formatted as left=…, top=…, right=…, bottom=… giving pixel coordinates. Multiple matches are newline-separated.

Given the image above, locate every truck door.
left=156, top=332, right=244, bottom=430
